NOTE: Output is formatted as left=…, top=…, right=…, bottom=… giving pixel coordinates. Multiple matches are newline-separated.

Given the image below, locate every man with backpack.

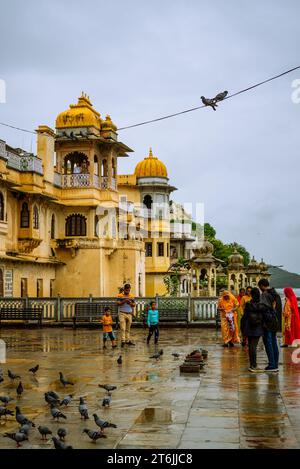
left=258, top=278, right=282, bottom=372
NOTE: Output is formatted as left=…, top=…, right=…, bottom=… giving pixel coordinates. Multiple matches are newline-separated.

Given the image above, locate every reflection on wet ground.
left=0, top=327, right=300, bottom=449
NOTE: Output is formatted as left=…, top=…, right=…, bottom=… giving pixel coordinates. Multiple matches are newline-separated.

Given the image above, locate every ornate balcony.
left=60, top=174, right=116, bottom=190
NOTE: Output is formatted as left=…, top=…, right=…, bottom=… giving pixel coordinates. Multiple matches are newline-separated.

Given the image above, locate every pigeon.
left=201, top=96, right=218, bottom=111
left=15, top=406, right=35, bottom=427
left=78, top=397, right=89, bottom=420
left=93, top=413, right=117, bottom=431
left=102, top=395, right=111, bottom=408
left=83, top=428, right=107, bottom=441
left=52, top=436, right=73, bottom=450
left=150, top=350, right=163, bottom=360
left=16, top=382, right=24, bottom=397
left=38, top=425, right=53, bottom=440
left=60, top=394, right=73, bottom=406
left=19, top=424, right=30, bottom=436
left=117, top=355, right=122, bottom=365
left=50, top=405, right=67, bottom=421
left=98, top=384, right=117, bottom=394
left=47, top=391, right=60, bottom=400
left=172, top=353, right=180, bottom=359
left=0, top=395, right=13, bottom=406
left=213, top=90, right=228, bottom=102
left=8, top=369, right=21, bottom=381
left=44, top=392, right=60, bottom=406
left=4, top=431, right=28, bottom=447
left=59, top=372, right=74, bottom=387
left=57, top=428, right=67, bottom=441
left=0, top=406, right=14, bottom=419
left=29, top=364, right=39, bottom=375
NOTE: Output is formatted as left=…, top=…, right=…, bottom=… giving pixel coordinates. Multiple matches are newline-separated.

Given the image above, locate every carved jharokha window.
left=20, top=202, right=30, bottom=228
left=65, top=214, right=87, bottom=236
left=0, top=193, right=4, bottom=221
left=33, top=205, right=39, bottom=229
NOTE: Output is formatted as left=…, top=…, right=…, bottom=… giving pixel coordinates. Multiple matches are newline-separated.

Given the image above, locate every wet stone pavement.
left=0, top=327, right=300, bottom=449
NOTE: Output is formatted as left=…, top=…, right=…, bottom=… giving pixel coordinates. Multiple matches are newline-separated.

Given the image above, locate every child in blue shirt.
left=146, top=301, right=159, bottom=345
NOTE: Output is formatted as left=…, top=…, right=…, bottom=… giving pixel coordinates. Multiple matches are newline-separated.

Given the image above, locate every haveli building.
left=0, top=94, right=269, bottom=298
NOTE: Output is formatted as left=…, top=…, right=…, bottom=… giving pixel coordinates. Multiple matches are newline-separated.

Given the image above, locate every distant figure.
left=258, top=278, right=282, bottom=372
left=239, top=286, right=252, bottom=346
left=218, top=290, right=240, bottom=347
left=237, top=288, right=246, bottom=305
left=117, top=284, right=136, bottom=348
left=81, top=161, right=88, bottom=173
left=73, top=164, right=81, bottom=174
left=241, top=288, right=265, bottom=372
left=146, top=301, right=159, bottom=345
left=100, top=307, right=117, bottom=349
left=281, top=287, right=300, bottom=347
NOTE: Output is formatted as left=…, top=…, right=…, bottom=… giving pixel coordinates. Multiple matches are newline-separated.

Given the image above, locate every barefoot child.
left=101, top=307, right=117, bottom=349
left=147, top=301, right=159, bottom=345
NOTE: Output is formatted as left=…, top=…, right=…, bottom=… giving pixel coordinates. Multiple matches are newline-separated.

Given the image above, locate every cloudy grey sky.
left=1, top=0, right=300, bottom=272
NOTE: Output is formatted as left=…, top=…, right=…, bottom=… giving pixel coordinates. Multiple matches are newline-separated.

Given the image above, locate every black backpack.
left=263, top=307, right=279, bottom=332
left=248, top=303, right=263, bottom=327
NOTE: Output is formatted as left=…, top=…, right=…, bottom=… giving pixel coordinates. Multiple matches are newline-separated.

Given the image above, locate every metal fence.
left=0, top=295, right=298, bottom=324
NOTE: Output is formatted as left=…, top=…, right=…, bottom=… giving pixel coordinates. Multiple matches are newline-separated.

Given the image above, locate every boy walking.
left=117, top=284, right=136, bottom=348
left=147, top=301, right=159, bottom=345
left=101, top=307, right=117, bottom=349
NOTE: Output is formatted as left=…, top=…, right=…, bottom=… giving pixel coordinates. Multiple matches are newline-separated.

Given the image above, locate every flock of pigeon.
left=0, top=365, right=120, bottom=449
left=0, top=348, right=179, bottom=449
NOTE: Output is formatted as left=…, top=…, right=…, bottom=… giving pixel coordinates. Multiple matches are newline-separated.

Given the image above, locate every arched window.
left=65, top=214, right=87, bottom=236
left=20, top=202, right=30, bottom=228
left=33, top=205, right=39, bottom=229
left=0, top=193, right=4, bottom=221
left=143, top=195, right=153, bottom=209
left=51, top=214, right=55, bottom=239
left=94, top=215, right=98, bottom=237
left=94, top=155, right=99, bottom=176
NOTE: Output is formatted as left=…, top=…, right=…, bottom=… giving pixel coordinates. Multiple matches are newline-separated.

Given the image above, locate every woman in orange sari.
left=218, top=290, right=240, bottom=347
left=282, top=287, right=300, bottom=347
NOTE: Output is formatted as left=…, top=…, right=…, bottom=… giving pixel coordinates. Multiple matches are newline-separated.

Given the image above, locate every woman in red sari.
left=282, top=287, right=300, bottom=347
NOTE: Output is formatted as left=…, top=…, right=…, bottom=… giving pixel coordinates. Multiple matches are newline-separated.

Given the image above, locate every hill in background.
left=269, top=266, right=300, bottom=288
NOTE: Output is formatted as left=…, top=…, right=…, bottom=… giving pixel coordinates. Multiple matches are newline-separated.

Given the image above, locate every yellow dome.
left=134, top=148, right=168, bottom=178
left=56, top=93, right=102, bottom=129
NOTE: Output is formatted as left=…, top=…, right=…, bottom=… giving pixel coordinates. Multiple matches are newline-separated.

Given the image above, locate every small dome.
left=248, top=256, right=260, bottom=271
left=134, top=148, right=168, bottom=178
left=259, top=259, right=268, bottom=272
left=56, top=93, right=102, bottom=129
left=228, top=249, right=244, bottom=266
left=102, top=114, right=117, bottom=132
left=193, top=239, right=214, bottom=258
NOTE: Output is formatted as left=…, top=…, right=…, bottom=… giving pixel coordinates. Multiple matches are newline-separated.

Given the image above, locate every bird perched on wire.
left=0, top=406, right=14, bottom=419
left=4, top=431, right=28, bottom=448
left=15, top=406, right=35, bottom=427
left=79, top=397, right=89, bottom=420
left=83, top=428, right=107, bottom=442
left=213, top=90, right=228, bottom=102
left=98, top=384, right=117, bottom=394
left=102, top=395, right=111, bottom=408
left=59, top=372, right=74, bottom=387
left=201, top=96, right=218, bottom=111
left=16, top=382, right=24, bottom=398
left=38, top=425, right=53, bottom=440
left=28, top=364, right=39, bottom=375
left=8, top=369, right=21, bottom=381
left=50, top=405, right=67, bottom=421
left=57, top=428, right=67, bottom=441
left=117, top=355, right=122, bottom=365
left=93, top=413, right=117, bottom=431
left=60, top=394, right=73, bottom=407
left=52, top=436, right=73, bottom=450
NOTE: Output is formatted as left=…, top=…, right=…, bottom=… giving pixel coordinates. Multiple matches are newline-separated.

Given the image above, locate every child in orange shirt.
left=100, top=307, right=117, bottom=349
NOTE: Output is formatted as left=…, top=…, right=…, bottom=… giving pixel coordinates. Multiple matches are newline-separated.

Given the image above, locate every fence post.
left=89, top=294, right=93, bottom=303
left=155, top=293, right=159, bottom=308
left=187, top=294, right=192, bottom=323
left=25, top=296, right=29, bottom=309
left=57, top=294, right=61, bottom=322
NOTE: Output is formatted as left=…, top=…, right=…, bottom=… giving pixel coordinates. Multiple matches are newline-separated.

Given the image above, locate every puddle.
left=132, top=372, right=159, bottom=382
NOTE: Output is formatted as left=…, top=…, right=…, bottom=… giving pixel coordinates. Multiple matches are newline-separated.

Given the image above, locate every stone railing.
left=61, top=174, right=117, bottom=190
left=6, top=151, right=43, bottom=175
